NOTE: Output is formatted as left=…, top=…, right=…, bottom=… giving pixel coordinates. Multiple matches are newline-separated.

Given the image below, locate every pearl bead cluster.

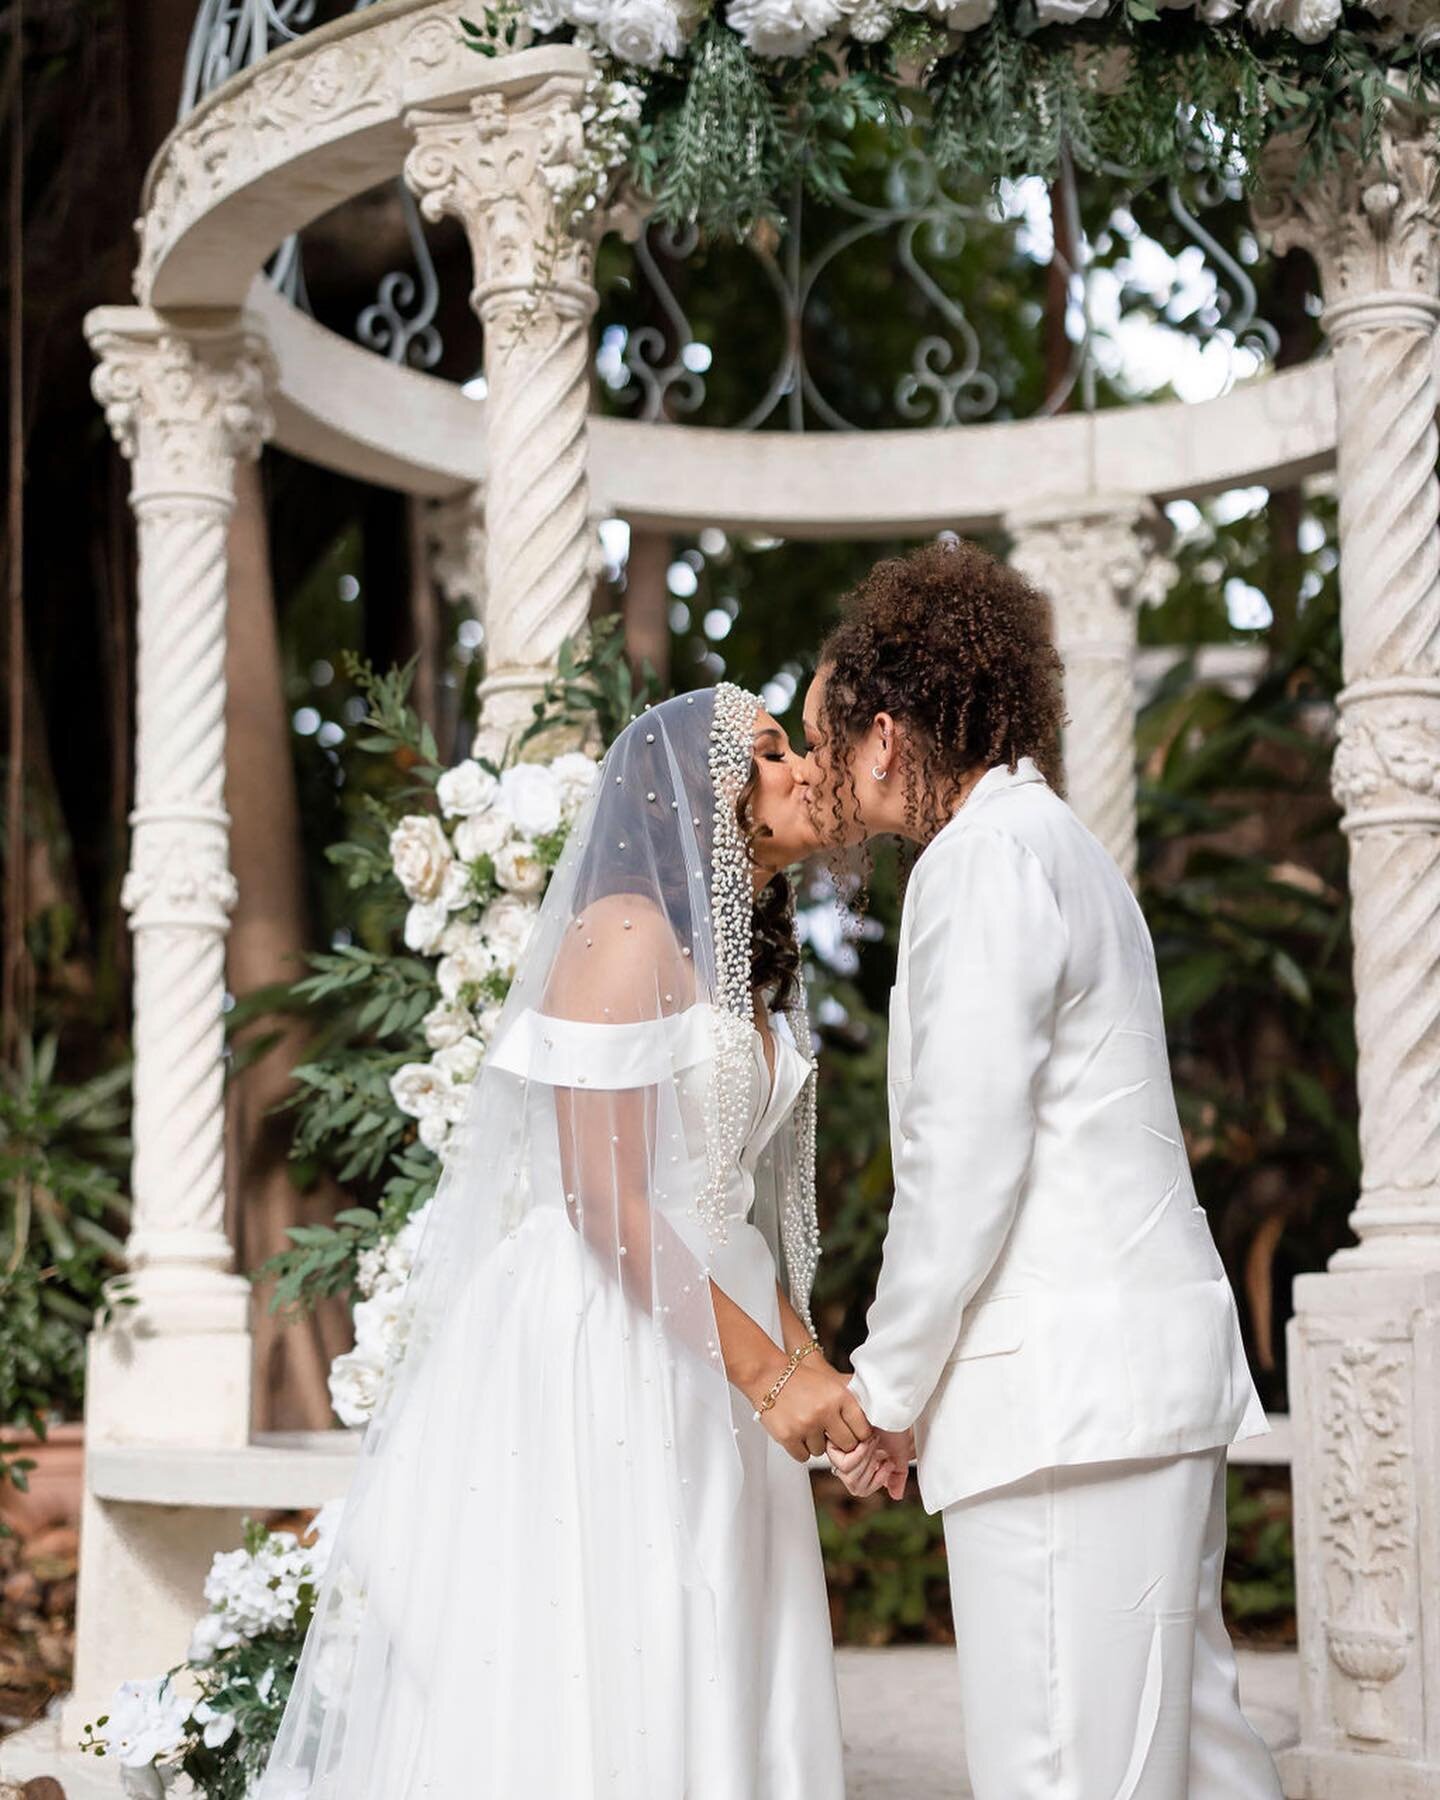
left=780, top=979, right=822, bottom=1336
left=697, top=680, right=763, bottom=1245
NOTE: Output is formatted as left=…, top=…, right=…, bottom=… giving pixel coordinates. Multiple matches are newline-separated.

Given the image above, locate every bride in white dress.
left=257, top=684, right=867, bottom=1800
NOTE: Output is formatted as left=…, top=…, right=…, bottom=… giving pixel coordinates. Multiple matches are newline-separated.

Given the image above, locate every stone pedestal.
left=67, top=308, right=273, bottom=1731
left=1256, top=95, right=1440, bottom=1799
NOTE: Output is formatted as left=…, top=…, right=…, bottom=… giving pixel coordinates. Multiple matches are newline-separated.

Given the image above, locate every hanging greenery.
left=466, top=3, right=1438, bottom=238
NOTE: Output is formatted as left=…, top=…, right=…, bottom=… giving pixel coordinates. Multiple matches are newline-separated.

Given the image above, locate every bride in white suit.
left=801, top=540, right=1283, bottom=1800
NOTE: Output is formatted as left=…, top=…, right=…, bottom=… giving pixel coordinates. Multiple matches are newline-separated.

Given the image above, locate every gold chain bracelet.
left=753, top=1339, right=820, bottom=1421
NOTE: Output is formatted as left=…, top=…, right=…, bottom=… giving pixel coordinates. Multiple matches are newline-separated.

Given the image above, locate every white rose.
left=100, top=1677, right=192, bottom=1769
left=328, top=1344, right=386, bottom=1427
left=389, top=1061, right=446, bottom=1120
left=839, top=0, right=896, bottom=37
left=1032, top=0, right=1109, bottom=19
left=1245, top=0, right=1338, bottom=36
left=436, top=760, right=499, bottom=818
left=433, top=1035, right=486, bottom=1087
left=550, top=750, right=600, bottom=820
left=595, top=0, right=686, bottom=65
left=493, top=837, right=548, bottom=898
left=423, top=1001, right=474, bottom=1049
left=440, top=858, right=474, bottom=913
left=498, top=763, right=564, bottom=839
left=352, top=1291, right=410, bottom=1364
left=725, top=0, right=843, bottom=56
left=403, top=899, right=448, bottom=954
left=473, top=1001, right=504, bottom=1044
left=481, top=894, right=539, bottom=976
left=437, top=937, right=499, bottom=1003
left=527, top=0, right=572, bottom=26
left=389, top=814, right=452, bottom=902
left=418, top=1113, right=454, bottom=1157
left=454, top=807, right=514, bottom=863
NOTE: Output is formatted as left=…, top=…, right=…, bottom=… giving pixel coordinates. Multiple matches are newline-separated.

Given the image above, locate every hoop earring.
left=871, top=766, right=888, bottom=782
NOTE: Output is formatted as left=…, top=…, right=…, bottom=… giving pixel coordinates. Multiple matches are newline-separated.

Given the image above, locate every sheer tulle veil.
left=256, top=684, right=821, bottom=1798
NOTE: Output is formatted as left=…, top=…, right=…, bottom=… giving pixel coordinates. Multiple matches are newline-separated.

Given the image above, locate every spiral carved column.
left=1007, top=500, right=1159, bottom=884
left=1255, top=103, right=1440, bottom=1796
left=67, top=308, right=272, bottom=1729
left=403, top=48, right=631, bottom=762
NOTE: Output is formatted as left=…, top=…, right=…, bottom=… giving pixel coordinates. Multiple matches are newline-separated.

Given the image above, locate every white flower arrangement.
left=83, top=1507, right=345, bottom=1794
left=331, top=744, right=600, bottom=1426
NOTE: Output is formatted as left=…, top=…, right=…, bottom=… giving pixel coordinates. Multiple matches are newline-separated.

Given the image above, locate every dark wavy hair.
left=816, top=538, right=1065, bottom=845
left=736, top=765, right=801, bottom=1012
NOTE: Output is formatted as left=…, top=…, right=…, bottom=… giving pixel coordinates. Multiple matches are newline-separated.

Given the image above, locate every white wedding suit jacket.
left=848, top=757, right=1266, bottom=1511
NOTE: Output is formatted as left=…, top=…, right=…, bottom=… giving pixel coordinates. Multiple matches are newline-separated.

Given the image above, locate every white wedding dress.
left=258, top=687, right=844, bottom=1800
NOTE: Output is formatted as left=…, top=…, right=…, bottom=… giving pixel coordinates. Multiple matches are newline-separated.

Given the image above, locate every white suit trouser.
left=942, top=1449, right=1283, bottom=1800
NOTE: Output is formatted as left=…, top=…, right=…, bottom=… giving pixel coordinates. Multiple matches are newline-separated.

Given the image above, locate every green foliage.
left=1224, top=1467, right=1296, bottom=1633
left=1137, top=560, right=1355, bottom=1404
left=257, top=627, right=639, bottom=1324
left=816, top=1480, right=951, bottom=1644
left=0, top=1035, right=131, bottom=1504
left=534, top=10, right=1437, bottom=239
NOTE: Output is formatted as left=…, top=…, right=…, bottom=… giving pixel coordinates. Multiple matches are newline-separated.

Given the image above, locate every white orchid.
left=191, top=1700, right=237, bottom=1750
left=96, top=1676, right=191, bottom=1769
left=388, top=814, right=452, bottom=903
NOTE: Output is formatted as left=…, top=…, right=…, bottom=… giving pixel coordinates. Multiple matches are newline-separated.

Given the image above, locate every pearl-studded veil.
left=257, top=686, right=821, bottom=1799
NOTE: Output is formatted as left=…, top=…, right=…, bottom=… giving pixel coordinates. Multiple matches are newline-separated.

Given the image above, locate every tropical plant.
left=0, top=1035, right=131, bottom=1505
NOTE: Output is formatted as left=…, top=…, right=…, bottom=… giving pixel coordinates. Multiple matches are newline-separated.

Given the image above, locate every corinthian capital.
left=1007, top=499, right=1167, bottom=654
left=403, top=56, right=605, bottom=326
left=85, top=308, right=275, bottom=498
left=1254, top=93, right=1440, bottom=328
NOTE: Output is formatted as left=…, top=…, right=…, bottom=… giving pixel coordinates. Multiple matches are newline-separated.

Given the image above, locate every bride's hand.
left=754, top=1356, right=871, bottom=1463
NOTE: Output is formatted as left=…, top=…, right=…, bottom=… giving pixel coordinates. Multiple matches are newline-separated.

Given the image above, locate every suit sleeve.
left=848, top=826, right=1067, bottom=1432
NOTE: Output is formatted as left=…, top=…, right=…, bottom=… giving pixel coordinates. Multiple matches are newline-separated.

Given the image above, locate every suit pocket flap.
left=948, top=1295, right=1025, bottom=1362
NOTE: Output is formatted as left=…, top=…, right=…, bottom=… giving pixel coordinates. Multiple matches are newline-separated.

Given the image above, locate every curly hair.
left=736, top=765, right=802, bottom=1012
left=816, top=538, right=1065, bottom=845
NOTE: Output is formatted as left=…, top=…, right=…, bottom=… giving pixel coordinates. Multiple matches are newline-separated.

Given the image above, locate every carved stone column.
left=67, top=306, right=272, bottom=1728
left=1007, top=498, right=1162, bottom=883
left=403, top=47, right=626, bottom=763
left=1256, top=101, right=1440, bottom=1797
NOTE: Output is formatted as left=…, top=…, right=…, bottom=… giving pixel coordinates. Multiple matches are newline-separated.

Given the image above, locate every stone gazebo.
left=16, top=3, right=1440, bottom=1794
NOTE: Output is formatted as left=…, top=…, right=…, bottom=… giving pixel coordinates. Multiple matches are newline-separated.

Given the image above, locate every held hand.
left=754, top=1357, right=871, bottom=1463
left=827, top=1428, right=913, bottom=1501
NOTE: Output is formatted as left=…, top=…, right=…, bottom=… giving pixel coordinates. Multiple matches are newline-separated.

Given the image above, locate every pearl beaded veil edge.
left=256, top=686, right=822, bottom=1799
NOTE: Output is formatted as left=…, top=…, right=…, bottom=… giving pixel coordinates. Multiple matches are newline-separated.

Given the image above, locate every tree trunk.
left=224, top=458, right=351, bottom=1432
left=624, top=529, right=672, bottom=689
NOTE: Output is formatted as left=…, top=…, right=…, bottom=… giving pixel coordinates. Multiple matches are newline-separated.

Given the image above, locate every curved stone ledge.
left=249, top=276, right=1341, bottom=531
